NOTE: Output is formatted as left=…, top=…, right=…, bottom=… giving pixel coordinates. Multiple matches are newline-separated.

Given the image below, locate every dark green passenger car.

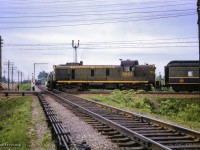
left=165, top=60, right=200, bottom=92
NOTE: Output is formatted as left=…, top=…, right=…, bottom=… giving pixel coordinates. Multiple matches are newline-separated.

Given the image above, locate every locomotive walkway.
left=38, top=86, right=200, bottom=150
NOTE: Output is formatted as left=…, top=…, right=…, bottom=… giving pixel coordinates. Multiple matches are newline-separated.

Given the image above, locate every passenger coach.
left=165, top=60, right=200, bottom=92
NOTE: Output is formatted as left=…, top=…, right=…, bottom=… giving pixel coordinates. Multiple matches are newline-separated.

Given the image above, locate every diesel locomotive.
left=46, top=59, right=200, bottom=92
left=46, top=59, right=156, bottom=91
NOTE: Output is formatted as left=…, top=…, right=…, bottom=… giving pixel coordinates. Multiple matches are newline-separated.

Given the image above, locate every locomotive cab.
left=121, top=60, right=138, bottom=72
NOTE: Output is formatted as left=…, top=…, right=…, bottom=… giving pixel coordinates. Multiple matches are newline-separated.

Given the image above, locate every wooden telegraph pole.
left=0, top=36, right=2, bottom=82
left=198, top=0, right=200, bottom=92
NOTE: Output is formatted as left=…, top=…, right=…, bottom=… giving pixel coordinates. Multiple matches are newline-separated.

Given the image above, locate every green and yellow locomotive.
left=47, top=59, right=156, bottom=91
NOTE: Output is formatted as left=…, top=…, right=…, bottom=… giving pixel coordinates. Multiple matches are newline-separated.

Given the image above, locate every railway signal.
left=33, top=63, right=48, bottom=91
left=72, top=40, right=80, bottom=63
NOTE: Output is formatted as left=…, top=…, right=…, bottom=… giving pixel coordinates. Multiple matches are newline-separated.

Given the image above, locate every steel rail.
left=38, top=86, right=200, bottom=149
left=46, top=89, right=172, bottom=150
left=37, top=93, right=83, bottom=150
left=0, top=91, right=39, bottom=96
left=79, top=95, right=200, bottom=140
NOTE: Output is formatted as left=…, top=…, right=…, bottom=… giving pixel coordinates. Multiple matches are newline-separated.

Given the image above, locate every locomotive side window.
left=91, top=69, right=94, bottom=76
left=106, top=69, right=110, bottom=76
left=71, top=69, right=75, bottom=79
left=188, top=71, right=193, bottom=77
left=124, top=67, right=130, bottom=72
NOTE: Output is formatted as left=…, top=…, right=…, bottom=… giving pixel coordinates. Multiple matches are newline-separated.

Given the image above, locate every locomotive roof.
left=121, top=60, right=139, bottom=66
left=167, top=60, right=199, bottom=67
left=54, top=65, right=118, bottom=69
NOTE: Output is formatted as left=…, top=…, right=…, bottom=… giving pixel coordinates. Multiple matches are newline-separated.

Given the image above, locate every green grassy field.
left=84, top=90, right=200, bottom=131
left=0, top=96, right=55, bottom=150
left=0, top=97, right=32, bottom=149
left=19, top=83, right=31, bottom=91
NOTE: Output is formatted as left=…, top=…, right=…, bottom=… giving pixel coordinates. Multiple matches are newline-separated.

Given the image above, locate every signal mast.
left=72, top=40, right=80, bottom=63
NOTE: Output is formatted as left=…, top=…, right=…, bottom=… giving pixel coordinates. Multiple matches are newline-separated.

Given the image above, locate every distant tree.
left=37, top=71, right=48, bottom=85
left=38, top=71, right=48, bottom=79
left=2, top=76, right=7, bottom=82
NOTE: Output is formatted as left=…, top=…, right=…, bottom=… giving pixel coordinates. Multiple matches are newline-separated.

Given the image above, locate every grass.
left=41, top=130, right=54, bottom=149
left=19, top=83, right=31, bottom=91
left=84, top=90, right=200, bottom=131
left=0, top=96, right=32, bottom=150
left=0, top=96, right=55, bottom=150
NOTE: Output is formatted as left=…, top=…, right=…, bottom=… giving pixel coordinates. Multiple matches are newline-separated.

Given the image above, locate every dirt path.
left=30, top=96, right=56, bottom=150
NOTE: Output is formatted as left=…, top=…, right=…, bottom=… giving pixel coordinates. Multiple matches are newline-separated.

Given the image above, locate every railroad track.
left=37, top=93, right=90, bottom=150
left=38, top=86, right=200, bottom=150
left=0, top=91, right=39, bottom=96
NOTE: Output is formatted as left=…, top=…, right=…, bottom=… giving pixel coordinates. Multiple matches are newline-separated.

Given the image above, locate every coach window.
left=106, top=69, right=110, bottom=76
left=188, top=71, right=193, bottom=77
left=91, top=69, right=94, bottom=76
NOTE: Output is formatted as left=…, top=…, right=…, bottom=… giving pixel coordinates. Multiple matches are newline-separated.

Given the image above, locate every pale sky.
left=0, top=0, right=198, bottom=81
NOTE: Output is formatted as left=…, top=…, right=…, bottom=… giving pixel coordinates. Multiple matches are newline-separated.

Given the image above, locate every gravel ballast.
left=44, top=95, right=120, bottom=150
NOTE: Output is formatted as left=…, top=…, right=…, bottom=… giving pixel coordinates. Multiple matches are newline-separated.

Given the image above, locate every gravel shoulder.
left=44, top=95, right=120, bottom=150
left=30, top=96, right=56, bottom=150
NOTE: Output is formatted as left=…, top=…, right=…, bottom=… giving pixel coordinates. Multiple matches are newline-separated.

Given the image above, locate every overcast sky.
left=0, top=0, right=198, bottom=81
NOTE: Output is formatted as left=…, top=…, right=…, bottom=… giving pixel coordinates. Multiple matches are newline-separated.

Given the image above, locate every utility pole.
left=11, top=65, right=13, bottom=90
left=0, top=36, right=2, bottom=82
left=7, top=60, right=10, bottom=90
left=72, top=40, right=80, bottom=63
left=11, top=65, right=17, bottom=90
left=198, top=0, right=200, bottom=92
left=4, top=60, right=14, bottom=90
left=18, top=71, right=20, bottom=91
left=3, top=70, right=6, bottom=78
left=21, top=72, right=23, bottom=84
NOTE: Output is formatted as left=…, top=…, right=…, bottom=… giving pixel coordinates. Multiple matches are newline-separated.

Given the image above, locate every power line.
left=0, top=2, right=194, bottom=15
left=0, top=9, right=194, bottom=19
left=0, top=0, right=192, bottom=5
left=3, top=40, right=198, bottom=47
left=2, top=39, right=198, bottom=51
left=0, top=1, right=193, bottom=9
left=2, top=46, right=198, bottom=51
left=0, top=2, right=193, bottom=13
left=0, top=13, right=195, bottom=29
left=0, top=12, right=195, bottom=25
